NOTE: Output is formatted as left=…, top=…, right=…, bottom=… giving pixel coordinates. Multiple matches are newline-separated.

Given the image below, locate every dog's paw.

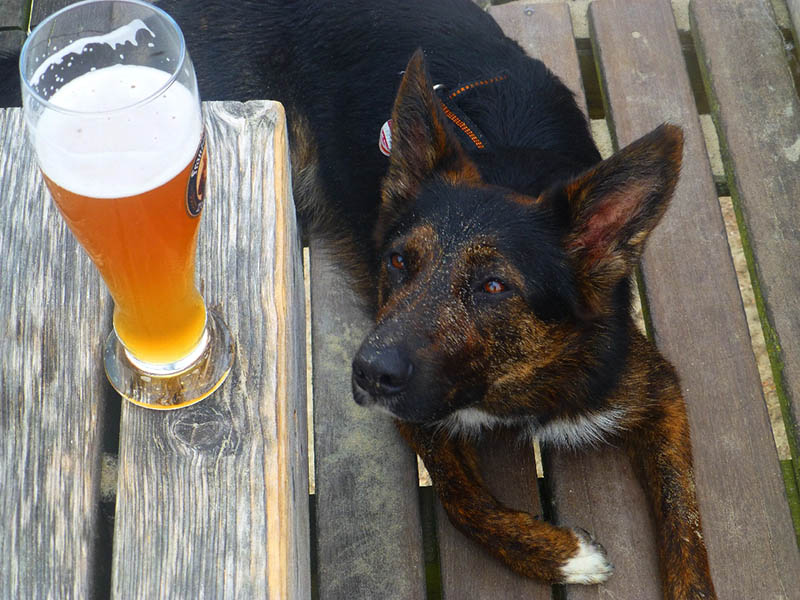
left=560, top=528, right=613, bottom=585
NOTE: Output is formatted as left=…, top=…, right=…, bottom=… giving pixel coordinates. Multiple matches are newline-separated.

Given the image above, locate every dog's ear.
left=382, top=49, right=480, bottom=205
left=546, top=124, right=683, bottom=317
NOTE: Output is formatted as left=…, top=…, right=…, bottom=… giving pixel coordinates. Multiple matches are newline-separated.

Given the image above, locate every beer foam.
left=30, top=19, right=155, bottom=87
left=35, top=64, right=202, bottom=198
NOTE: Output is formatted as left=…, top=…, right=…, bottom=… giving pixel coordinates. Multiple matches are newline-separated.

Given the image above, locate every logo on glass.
left=186, top=131, right=207, bottom=217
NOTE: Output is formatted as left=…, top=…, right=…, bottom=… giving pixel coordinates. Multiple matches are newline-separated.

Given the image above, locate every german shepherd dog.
left=161, top=0, right=716, bottom=596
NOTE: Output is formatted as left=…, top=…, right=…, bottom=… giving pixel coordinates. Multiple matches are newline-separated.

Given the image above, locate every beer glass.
left=20, top=0, right=234, bottom=409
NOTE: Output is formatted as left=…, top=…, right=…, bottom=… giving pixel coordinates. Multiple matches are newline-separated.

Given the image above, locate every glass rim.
left=19, top=0, right=188, bottom=117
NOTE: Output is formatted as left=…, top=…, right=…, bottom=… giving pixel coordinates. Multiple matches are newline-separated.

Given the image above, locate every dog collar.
left=379, top=73, right=508, bottom=156
left=379, top=119, right=393, bottom=156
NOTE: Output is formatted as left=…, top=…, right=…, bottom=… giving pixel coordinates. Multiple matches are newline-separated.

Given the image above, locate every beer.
left=22, top=0, right=234, bottom=407
left=35, top=64, right=208, bottom=365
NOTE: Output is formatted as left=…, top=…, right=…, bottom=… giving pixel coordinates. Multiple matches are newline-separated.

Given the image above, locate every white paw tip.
left=560, top=529, right=614, bottom=585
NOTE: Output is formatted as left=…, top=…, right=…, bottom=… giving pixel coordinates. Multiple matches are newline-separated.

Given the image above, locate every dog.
left=161, top=0, right=716, bottom=596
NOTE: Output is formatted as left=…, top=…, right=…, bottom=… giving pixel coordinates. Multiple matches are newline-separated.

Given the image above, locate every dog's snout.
left=352, top=345, right=414, bottom=398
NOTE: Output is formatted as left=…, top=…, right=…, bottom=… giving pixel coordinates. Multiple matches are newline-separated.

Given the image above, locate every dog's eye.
left=482, top=279, right=507, bottom=294
left=389, top=252, right=406, bottom=270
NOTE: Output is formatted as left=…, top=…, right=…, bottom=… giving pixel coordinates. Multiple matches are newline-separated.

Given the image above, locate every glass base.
left=103, top=308, right=234, bottom=409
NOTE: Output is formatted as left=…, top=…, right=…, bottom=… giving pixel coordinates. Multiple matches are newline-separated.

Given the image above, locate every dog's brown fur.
left=30, top=0, right=717, bottom=593
left=355, top=52, right=716, bottom=598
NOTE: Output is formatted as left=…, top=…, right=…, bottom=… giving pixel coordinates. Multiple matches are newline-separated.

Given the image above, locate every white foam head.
left=34, top=64, right=202, bottom=199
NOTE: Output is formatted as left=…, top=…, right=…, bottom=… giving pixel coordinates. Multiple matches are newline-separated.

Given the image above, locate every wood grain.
left=29, top=0, right=73, bottom=27
left=421, top=5, right=577, bottom=599
left=590, top=0, right=800, bottom=597
left=309, top=243, right=426, bottom=600
left=0, top=107, right=107, bottom=598
left=547, top=448, right=661, bottom=599
left=0, top=31, right=25, bottom=107
left=488, top=3, right=663, bottom=597
left=490, top=2, right=587, bottom=115
left=0, top=0, right=28, bottom=28
left=434, top=431, right=549, bottom=599
left=691, top=0, right=800, bottom=491
left=111, top=101, right=311, bottom=599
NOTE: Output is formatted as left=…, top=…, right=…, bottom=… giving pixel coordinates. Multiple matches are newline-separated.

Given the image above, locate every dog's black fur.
left=161, top=1, right=715, bottom=595
left=5, top=1, right=716, bottom=595
left=164, top=0, right=600, bottom=279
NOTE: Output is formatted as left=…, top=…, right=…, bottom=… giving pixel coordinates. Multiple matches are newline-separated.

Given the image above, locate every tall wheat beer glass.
left=20, top=0, right=234, bottom=408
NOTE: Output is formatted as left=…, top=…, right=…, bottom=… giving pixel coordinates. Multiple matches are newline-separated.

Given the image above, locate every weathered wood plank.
left=691, top=0, right=800, bottom=494
left=0, top=0, right=29, bottom=28
left=490, top=2, right=587, bottom=115
left=0, top=31, right=25, bottom=107
left=0, top=107, right=106, bottom=597
left=29, top=0, right=72, bottom=27
left=422, top=5, right=576, bottom=599
left=547, top=449, right=661, bottom=599
left=309, top=244, right=426, bottom=600
left=111, top=101, right=311, bottom=599
left=590, top=1, right=800, bottom=597
left=434, top=431, right=549, bottom=599
left=487, top=3, right=662, bottom=597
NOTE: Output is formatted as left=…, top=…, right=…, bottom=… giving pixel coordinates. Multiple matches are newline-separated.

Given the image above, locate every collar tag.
left=379, top=119, right=393, bottom=156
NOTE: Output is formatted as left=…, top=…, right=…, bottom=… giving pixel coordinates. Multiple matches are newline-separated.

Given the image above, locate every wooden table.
left=3, top=1, right=800, bottom=599
left=0, top=101, right=311, bottom=598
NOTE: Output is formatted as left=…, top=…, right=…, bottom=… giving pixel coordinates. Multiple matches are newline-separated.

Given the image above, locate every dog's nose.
left=352, top=345, right=414, bottom=397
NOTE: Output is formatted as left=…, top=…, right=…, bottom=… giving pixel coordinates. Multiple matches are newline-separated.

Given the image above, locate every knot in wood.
left=168, top=404, right=239, bottom=456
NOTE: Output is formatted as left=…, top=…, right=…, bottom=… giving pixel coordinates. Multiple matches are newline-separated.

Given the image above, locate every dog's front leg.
left=626, top=385, right=717, bottom=600
left=396, top=421, right=612, bottom=585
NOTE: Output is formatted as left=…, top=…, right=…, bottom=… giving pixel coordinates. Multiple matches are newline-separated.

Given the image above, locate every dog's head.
left=352, top=50, right=683, bottom=425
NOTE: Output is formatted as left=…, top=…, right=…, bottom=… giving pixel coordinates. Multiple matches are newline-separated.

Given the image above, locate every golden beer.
left=43, top=155, right=207, bottom=364
left=35, top=63, right=209, bottom=367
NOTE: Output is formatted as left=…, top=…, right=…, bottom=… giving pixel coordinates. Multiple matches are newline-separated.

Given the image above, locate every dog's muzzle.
left=351, top=344, right=414, bottom=405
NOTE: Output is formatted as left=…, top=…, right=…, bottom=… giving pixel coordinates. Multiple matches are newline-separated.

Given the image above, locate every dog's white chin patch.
left=560, top=531, right=613, bottom=585
left=442, top=406, right=626, bottom=449
left=441, top=407, right=520, bottom=439
left=536, top=408, right=628, bottom=449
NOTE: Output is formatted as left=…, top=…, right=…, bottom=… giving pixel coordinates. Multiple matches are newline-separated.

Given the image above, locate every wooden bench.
left=2, top=0, right=800, bottom=598
left=308, top=2, right=800, bottom=598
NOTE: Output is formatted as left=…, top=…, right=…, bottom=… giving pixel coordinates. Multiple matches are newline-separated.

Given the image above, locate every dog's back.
left=163, top=0, right=599, bottom=278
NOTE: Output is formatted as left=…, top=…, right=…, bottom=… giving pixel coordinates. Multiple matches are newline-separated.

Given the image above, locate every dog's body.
left=163, top=0, right=716, bottom=596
